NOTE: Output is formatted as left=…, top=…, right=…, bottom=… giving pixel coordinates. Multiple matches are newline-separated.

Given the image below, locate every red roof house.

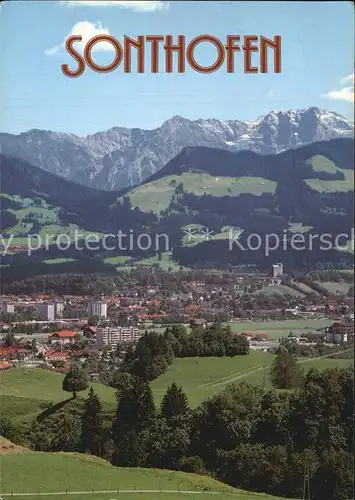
left=50, top=330, right=77, bottom=345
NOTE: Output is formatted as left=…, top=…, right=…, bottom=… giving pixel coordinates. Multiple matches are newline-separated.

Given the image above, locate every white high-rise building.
left=272, top=263, right=283, bottom=278
left=55, top=302, right=64, bottom=318
left=87, top=301, right=107, bottom=318
left=96, top=327, right=140, bottom=347
left=0, top=303, right=15, bottom=314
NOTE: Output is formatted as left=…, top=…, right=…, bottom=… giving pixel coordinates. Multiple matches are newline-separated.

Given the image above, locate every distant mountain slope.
left=123, top=138, right=354, bottom=270
left=138, top=141, right=354, bottom=227
left=0, top=155, right=156, bottom=266
left=0, top=107, right=353, bottom=191
left=143, top=137, right=353, bottom=187
left=1, top=139, right=353, bottom=275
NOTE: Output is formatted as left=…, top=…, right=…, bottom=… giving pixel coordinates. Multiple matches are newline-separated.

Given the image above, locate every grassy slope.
left=0, top=368, right=115, bottom=404
left=256, top=285, right=305, bottom=298
left=315, top=281, right=353, bottom=294
left=305, top=155, right=354, bottom=192
left=2, top=340, right=351, bottom=419
left=0, top=369, right=116, bottom=427
left=126, top=173, right=277, bottom=214
left=1, top=194, right=105, bottom=251
left=152, top=354, right=353, bottom=405
left=242, top=357, right=353, bottom=390
left=0, top=451, right=286, bottom=500
left=43, top=258, right=77, bottom=265
left=0, top=319, right=350, bottom=420
left=151, top=352, right=273, bottom=406
left=130, top=252, right=182, bottom=271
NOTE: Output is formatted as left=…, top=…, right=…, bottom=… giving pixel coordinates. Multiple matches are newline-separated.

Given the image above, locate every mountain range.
left=0, top=107, right=353, bottom=191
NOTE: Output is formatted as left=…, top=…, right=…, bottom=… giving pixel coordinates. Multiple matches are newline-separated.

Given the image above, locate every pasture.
left=0, top=451, right=288, bottom=499
left=125, top=173, right=277, bottom=214
left=227, top=318, right=332, bottom=340
left=151, top=352, right=273, bottom=407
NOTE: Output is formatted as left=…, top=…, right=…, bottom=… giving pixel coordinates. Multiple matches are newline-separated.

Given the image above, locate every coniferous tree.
left=53, top=412, right=82, bottom=452
left=270, top=346, right=301, bottom=389
left=4, top=332, right=16, bottom=347
left=62, top=363, right=88, bottom=398
left=112, top=376, right=155, bottom=466
left=81, top=387, right=103, bottom=456
left=161, top=383, right=189, bottom=421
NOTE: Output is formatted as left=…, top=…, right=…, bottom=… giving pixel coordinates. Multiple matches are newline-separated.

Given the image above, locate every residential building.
left=96, top=327, right=140, bottom=347
left=50, top=330, right=77, bottom=345
left=44, top=351, right=68, bottom=362
left=326, top=320, right=354, bottom=344
left=88, top=301, right=107, bottom=318
left=36, top=303, right=55, bottom=321
left=190, top=318, right=207, bottom=329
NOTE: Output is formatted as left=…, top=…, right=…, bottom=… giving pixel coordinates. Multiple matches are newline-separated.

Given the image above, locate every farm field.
left=2, top=355, right=273, bottom=420
left=316, top=281, right=354, bottom=295
left=242, top=357, right=353, bottom=390
left=43, top=258, right=77, bottom=265
left=111, top=252, right=185, bottom=272
left=151, top=353, right=353, bottom=405
left=151, top=352, right=274, bottom=407
left=0, top=368, right=115, bottom=404
left=0, top=451, right=287, bottom=500
left=145, top=319, right=333, bottom=340
left=0, top=369, right=116, bottom=426
left=304, top=155, right=354, bottom=193
left=305, top=168, right=354, bottom=193
left=227, top=319, right=332, bottom=340
left=256, top=284, right=305, bottom=297
left=125, top=173, right=277, bottom=214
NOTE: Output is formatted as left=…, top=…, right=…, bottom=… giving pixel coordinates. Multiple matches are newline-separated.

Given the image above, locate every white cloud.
left=45, top=21, right=113, bottom=56
left=323, top=73, right=354, bottom=103
left=60, top=1, right=168, bottom=12
left=325, top=87, right=354, bottom=103
left=340, top=73, right=354, bottom=85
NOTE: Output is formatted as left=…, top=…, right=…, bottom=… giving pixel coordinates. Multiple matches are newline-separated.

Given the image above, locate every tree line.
left=5, top=365, right=351, bottom=500
left=120, top=324, right=249, bottom=382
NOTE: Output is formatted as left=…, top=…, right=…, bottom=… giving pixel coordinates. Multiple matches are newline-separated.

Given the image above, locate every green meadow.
left=1, top=343, right=352, bottom=421
left=0, top=451, right=287, bottom=500
left=125, top=173, right=277, bottom=214
left=227, top=319, right=332, bottom=340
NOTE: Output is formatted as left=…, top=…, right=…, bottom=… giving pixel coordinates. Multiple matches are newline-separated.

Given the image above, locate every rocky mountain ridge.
left=0, top=107, right=353, bottom=191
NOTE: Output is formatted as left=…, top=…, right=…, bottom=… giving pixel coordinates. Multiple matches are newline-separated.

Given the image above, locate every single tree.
left=270, top=346, right=300, bottom=389
left=161, top=383, right=189, bottom=421
left=62, top=363, right=88, bottom=398
left=87, top=315, right=99, bottom=326
left=81, top=387, right=103, bottom=456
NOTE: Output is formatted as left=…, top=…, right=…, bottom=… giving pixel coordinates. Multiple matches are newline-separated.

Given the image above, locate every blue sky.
left=1, top=0, right=354, bottom=135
